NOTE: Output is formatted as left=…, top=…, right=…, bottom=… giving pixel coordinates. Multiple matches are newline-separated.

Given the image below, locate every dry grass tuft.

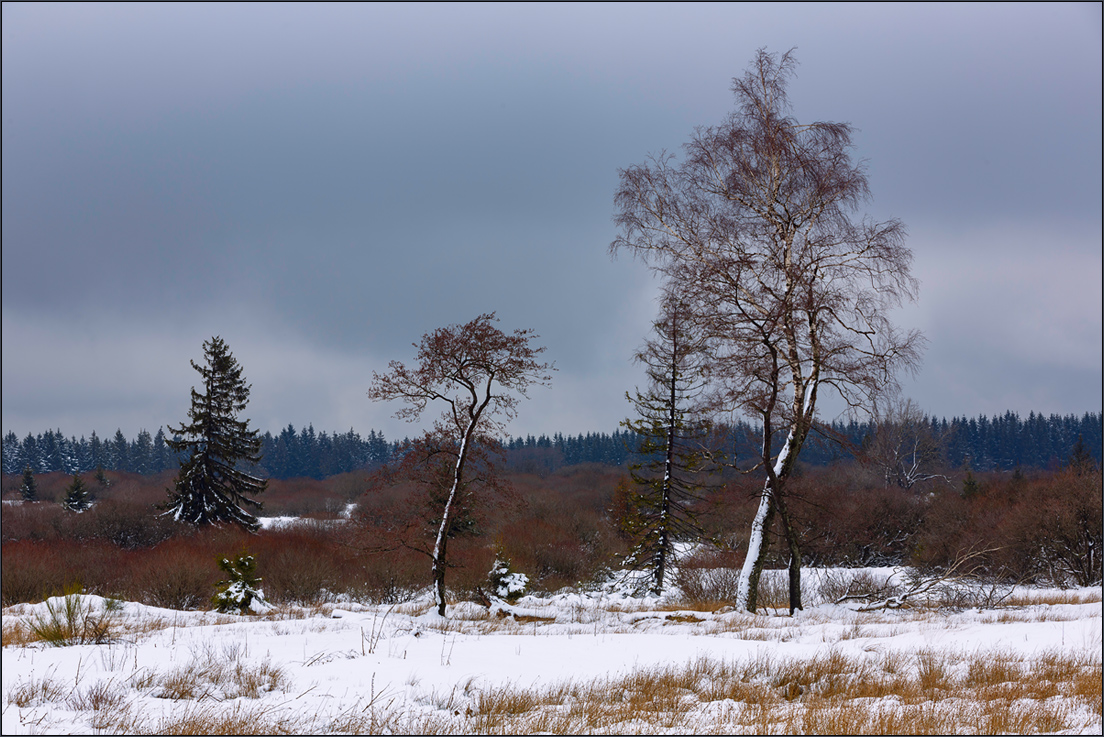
left=67, top=679, right=128, bottom=712
left=146, top=641, right=289, bottom=702
left=999, top=588, right=1103, bottom=607
left=6, top=673, right=67, bottom=707
left=149, top=703, right=296, bottom=735
left=28, top=592, right=120, bottom=646
left=2, top=617, right=33, bottom=647
left=915, top=648, right=953, bottom=694
left=3, top=604, right=173, bottom=648
left=154, top=656, right=288, bottom=701
left=408, top=645, right=1101, bottom=735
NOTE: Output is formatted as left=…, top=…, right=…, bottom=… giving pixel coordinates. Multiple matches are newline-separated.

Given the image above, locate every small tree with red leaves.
left=369, top=313, right=552, bottom=616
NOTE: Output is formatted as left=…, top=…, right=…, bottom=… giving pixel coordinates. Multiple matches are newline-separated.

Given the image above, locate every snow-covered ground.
left=3, top=569, right=1101, bottom=734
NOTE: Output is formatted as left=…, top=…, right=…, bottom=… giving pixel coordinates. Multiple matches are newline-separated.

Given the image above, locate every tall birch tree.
left=612, top=49, right=923, bottom=613
left=369, top=313, right=552, bottom=616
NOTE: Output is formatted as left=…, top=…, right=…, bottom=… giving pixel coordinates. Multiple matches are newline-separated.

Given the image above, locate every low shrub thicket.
left=913, top=467, right=1102, bottom=586
left=2, top=462, right=1099, bottom=610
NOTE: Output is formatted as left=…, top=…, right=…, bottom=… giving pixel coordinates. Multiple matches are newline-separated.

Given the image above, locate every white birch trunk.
left=734, top=487, right=772, bottom=610
left=432, top=428, right=470, bottom=616
left=735, top=428, right=795, bottom=611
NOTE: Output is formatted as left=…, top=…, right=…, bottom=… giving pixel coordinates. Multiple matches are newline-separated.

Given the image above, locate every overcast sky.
left=3, top=3, right=1101, bottom=443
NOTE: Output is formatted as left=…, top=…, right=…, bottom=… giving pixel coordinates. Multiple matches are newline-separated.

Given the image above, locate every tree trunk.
left=774, top=492, right=803, bottom=614
left=737, top=485, right=775, bottom=612
left=432, top=427, right=474, bottom=617
left=433, top=507, right=450, bottom=617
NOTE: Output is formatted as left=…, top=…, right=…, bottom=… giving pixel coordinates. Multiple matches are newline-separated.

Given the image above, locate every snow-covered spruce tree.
left=62, top=473, right=92, bottom=512
left=213, top=549, right=265, bottom=614
left=19, top=465, right=38, bottom=502
left=612, top=49, right=922, bottom=613
left=488, top=547, right=529, bottom=604
left=20, top=434, right=41, bottom=474
left=621, top=293, right=715, bottom=595
left=163, top=336, right=267, bottom=532
left=2, top=431, right=21, bottom=475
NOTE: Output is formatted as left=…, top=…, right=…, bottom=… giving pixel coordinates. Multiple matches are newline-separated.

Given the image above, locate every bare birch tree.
left=368, top=313, right=552, bottom=616
left=612, top=49, right=923, bottom=612
left=864, top=397, right=949, bottom=490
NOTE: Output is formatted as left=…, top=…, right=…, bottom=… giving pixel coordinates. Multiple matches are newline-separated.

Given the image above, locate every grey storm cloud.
left=3, top=3, right=1101, bottom=440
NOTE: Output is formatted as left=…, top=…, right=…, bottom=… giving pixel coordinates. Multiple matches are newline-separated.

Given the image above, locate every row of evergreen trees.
left=796, top=411, right=1102, bottom=471
left=2, top=428, right=175, bottom=476
left=505, top=412, right=1102, bottom=474
left=0, top=426, right=390, bottom=479
left=3, top=411, right=1100, bottom=480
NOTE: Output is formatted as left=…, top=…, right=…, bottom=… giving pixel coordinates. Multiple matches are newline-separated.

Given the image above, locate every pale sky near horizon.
left=3, top=3, right=1101, bottom=442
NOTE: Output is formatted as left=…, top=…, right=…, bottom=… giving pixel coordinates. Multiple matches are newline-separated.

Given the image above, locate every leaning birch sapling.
left=369, top=313, right=552, bottom=616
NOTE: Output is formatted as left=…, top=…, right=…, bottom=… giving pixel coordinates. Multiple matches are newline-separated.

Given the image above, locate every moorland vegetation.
left=2, top=452, right=1100, bottom=611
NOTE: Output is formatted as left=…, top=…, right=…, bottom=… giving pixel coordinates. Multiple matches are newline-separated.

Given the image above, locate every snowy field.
left=3, top=568, right=1101, bottom=735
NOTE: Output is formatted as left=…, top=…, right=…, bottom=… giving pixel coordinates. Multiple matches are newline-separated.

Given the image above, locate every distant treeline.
left=3, top=411, right=1100, bottom=480
left=798, top=411, right=1103, bottom=471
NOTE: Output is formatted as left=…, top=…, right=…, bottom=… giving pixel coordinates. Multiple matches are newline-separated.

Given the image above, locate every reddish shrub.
left=262, top=478, right=347, bottom=518
left=1, top=540, right=72, bottom=605
left=793, top=476, right=925, bottom=567
left=668, top=543, right=746, bottom=605
left=125, top=536, right=223, bottom=609
left=910, top=468, right=1103, bottom=586
left=251, top=524, right=352, bottom=604
left=1, top=501, right=68, bottom=542
left=1, top=539, right=133, bottom=604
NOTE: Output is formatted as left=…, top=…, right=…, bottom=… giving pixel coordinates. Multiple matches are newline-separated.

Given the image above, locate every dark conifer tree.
left=132, top=429, right=154, bottom=475
left=21, top=433, right=40, bottom=473
left=111, top=429, right=129, bottom=472
left=57, top=432, right=79, bottom=474
left=62, top=473, right=92, bottom=512
left=2, top=431, right=21, bottom=475
left=163, top=336, right=267, bottom=532
left=89, top=431, right=107, bottom=471
left=1067, top=435, right=1097, bottom=474
left=962, top=466, right=981, bottom=498
left=621, top=295, right=714, bottom=594
left=153, top=428, right=171, bottom=473
left=20, top=465, right=38, bottom=501
left=39, top=430, right=61, bottom=472
left=75, top=435, right=93, bottom=472
left=367, top=429, right=390, bottom=467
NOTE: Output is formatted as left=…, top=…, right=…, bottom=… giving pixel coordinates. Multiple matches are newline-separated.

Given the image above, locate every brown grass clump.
left=1, top=617, right=32, bottom=647
left=6, top=674, right=67, bottom=708
left=999, top=588, right=1103, bottom=607
left=67, top=680, right=129, bottom=713
left=6, top=640, right=1098, bottom=734
left=152, top=643, right=288, bottom=702
left=150, top=703, right=296, bottom=735
left=440, top=646, right=1101, bottom=734
left=27, top=591, right=121, bottom=646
